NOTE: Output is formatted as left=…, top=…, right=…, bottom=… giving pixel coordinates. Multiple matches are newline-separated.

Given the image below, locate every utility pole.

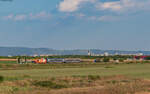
left=17, top=57, right=21, bottom=64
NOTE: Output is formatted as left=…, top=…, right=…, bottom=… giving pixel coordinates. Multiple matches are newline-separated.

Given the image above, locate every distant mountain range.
left=0, top=47, right=150, bottom=56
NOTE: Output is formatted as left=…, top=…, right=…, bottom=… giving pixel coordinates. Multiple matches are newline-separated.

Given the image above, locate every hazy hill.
left=0, top=47, right=150, bottom=56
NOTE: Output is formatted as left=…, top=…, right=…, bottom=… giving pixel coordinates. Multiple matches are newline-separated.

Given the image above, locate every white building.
left=104, top=52, right=109, bottom=56
left=88, top=50, right=92, bottom=56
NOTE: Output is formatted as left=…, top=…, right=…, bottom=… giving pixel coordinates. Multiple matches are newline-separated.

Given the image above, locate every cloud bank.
left=58, top=0, right=150, bottom=21
left=58, top=0, right=96, bottom=12
left=58, top=0, right=150, bottom=13
left=2, top=0, right=150, bottom=22
left=96, top=0, right=150, bottom=13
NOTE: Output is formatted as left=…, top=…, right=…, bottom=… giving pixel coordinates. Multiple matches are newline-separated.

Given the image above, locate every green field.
left=0, top=63, right=150, bottom=79
left=0, top=62, right=150, bottom=94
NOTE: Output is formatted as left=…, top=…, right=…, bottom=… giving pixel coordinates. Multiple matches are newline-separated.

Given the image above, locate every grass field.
left=0, top=62, right=150, bottom=94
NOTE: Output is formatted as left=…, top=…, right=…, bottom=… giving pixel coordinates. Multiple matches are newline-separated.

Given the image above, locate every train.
left=32, top=58, right=81, bottom=64
left=134, top=56, right=150, bottom=60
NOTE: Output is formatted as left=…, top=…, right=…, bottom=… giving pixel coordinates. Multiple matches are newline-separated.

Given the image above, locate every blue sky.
left=0, top=0, right=150, bottom=50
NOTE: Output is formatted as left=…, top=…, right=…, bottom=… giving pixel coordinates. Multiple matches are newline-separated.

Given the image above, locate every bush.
left=119, top=58, right=124, bottom=62
left=23, top=75, right=31, bottom=78
left=95, top=58, right=102, bottom=62
left=88, top=75, right=101, bottom=81
left=106, top=80, right=118, bottom=84
left=145, top=57, right=150, bottom=60
left=104, top=66, right=114, bottom=69
left=103, top=58, right=110, bottom=62
left=33, top=81, right=67, bottom=89
left=0, top=76, right=4, bottom=83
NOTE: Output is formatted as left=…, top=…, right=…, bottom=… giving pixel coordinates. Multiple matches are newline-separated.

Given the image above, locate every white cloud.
left=58, top=0, right=86, bottom=12
left=14, top=14, right=26, bottom=21
left=84, top=15, right=120, bottom=22
left=3, top=11, right=51, bottom=21
left=98, top=15, right=120, bottom=21
left=29, top=11, right=51, bottom=20
left=3, top=14, right=13, bottom=20
left=3, top=14, right=27, bottom=21
left=57, top=0, right=150, bottom=22
left=87, top=16, right=97, bottom=20
left=58, top=0, right=96, bottom=12
left=96, top=0, right=150, bottom=13
left=97, top=1, right=121, bottom=11
left=74, top=13, right=86, bottom=18
left=58, top=0, right=150, bottom=13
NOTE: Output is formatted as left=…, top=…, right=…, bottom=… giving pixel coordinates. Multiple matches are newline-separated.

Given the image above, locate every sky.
left=0, top=0, right=150, bottom=50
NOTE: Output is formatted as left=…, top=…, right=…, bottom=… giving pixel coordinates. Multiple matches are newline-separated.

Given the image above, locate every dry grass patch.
left=1, top=75, right=150, bottom=94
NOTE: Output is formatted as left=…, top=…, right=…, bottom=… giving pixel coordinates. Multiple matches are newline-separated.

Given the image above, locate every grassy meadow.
left=0, top=62, right=150, bottom=94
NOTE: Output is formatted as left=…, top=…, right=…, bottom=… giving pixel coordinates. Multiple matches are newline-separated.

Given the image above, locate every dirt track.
left=0, top=59, right=17, bottom=61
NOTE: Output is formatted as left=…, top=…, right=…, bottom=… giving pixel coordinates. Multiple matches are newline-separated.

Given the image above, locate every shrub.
left=23, top=75, right=31, bottom=78
left=0, top=76, right=4, bottom=83
left=111, top=80, right=118, bottom=84
left=95, top=58, right=102, bottom=62
left=88, top=75, right=100, bottom=81
left=50, top=77, right=56, bottom=81
left=119, top=58, right=124, bottom=62
left=104, top=66, right=114, bottom=69
left=106, top=80, right=118, bottom=84
left=103, top=58, right=110, bottom=62
left=33, top=81, right=67, bottom=89
left=0, top=64, right=2, bottom=68
left=5, top=77, right=20, bottom=81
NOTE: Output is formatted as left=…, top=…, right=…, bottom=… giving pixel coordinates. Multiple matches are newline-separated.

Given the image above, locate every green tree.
left=103, top=58, right=110, bottom=62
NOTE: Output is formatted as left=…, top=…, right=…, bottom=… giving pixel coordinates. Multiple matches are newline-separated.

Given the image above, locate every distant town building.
left=104, top=52, right=109, bottom=56
left=115, top=53, right=119, bottom=55
left=136, top=53, right=143, bottom=56
left=8, top=55, right=12, bottom=57
left=33, top=54, right=38, bottom=57
left=88, top=50, right=92, bottom=56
